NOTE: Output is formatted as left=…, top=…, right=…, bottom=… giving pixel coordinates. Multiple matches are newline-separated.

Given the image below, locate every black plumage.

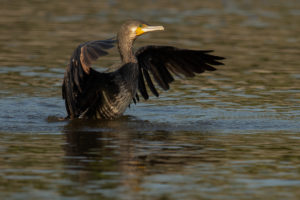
left=62, top=20, right=225, bottom=119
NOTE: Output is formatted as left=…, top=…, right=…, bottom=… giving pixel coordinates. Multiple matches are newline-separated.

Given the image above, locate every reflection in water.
left=63, top=118, right=176, bottom=170
left=0, top=115, right=300, bottom=199
left=63, top=119, right=176, bottom=198
left=62, top=119, right=206, bottom=199
left=59, top=119, right=300, bottom=199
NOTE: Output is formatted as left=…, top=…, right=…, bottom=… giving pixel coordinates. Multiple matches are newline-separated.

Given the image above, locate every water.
left=1, top=0, right=300, bottom=199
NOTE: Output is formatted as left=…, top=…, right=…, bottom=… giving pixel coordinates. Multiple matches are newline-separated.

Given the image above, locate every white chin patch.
left=131, top=27, right=137, bottom=33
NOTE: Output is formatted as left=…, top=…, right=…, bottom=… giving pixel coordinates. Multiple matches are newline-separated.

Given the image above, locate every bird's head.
left=118, top=20, right=164, bottom=42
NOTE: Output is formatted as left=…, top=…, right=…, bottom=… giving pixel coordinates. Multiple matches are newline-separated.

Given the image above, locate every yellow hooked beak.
left=136, top=24, right=165, bottom=36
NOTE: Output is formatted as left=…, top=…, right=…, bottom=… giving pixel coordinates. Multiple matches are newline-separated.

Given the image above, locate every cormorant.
left=62, top=20, right=224, bottom=119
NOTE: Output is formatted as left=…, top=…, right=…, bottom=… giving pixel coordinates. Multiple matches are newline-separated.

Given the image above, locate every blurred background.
left=0, top=0, right=300, bottom=199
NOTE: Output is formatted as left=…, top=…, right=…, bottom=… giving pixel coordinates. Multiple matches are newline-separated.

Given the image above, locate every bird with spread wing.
left=62, top=20, right=224, bottom=119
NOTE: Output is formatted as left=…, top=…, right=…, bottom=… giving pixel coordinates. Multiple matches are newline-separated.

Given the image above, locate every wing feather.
left=62, top=38, right=116, bottom=119
left=143, top=68, right=159, bottom=97
left=137, top=67, right=149, bottom=100
left=135, top=45, right=224, bottom=99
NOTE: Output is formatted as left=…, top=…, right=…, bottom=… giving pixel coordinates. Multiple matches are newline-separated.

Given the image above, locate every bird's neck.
left=117, top=37, right=137, bottom=64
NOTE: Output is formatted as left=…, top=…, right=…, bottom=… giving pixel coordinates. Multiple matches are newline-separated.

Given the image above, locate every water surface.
left=0, top=0, right=300, bottom=199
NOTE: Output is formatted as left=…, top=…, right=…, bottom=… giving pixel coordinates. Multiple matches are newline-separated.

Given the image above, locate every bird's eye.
left=139, top=24, right=143, bottom=28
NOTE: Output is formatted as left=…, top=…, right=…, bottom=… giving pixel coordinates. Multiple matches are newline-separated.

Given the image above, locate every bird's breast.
left=96, top=81, right=136, bottom=119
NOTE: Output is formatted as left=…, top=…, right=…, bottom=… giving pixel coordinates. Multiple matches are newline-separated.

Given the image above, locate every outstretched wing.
left=62, top=38, right=116, bottom=119
left=135, top=45, right=225, bottom=100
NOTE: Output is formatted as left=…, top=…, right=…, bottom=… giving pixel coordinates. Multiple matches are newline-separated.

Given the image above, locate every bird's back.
left=63, top=61, right=139, bottom=119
